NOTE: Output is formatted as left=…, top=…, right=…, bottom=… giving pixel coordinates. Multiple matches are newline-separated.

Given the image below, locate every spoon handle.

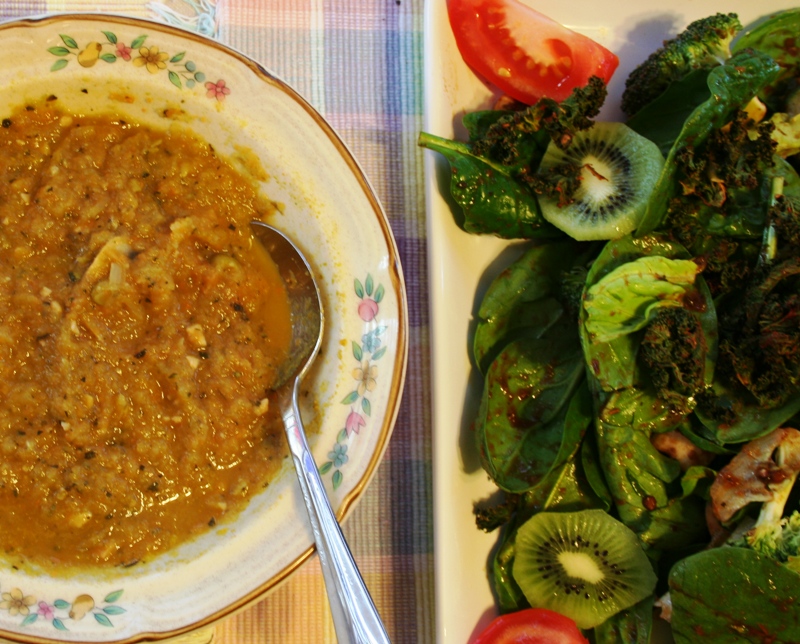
left=282, top=387, right=391, bottom=644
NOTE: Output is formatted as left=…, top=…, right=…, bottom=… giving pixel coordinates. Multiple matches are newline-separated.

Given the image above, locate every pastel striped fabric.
left=0, top=0, right=431, bottom=642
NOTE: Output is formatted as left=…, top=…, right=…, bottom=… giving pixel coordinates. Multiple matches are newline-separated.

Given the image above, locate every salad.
left=422, top=1, right=800, bottom=642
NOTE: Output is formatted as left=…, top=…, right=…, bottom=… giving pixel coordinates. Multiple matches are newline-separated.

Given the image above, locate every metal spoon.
left=250, top=221, right=391, bottom=644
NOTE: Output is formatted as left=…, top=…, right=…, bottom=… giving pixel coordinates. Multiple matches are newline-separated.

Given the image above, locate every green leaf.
left=54, top=599, right=70, bottom=609
left=670, top=548, right=800, bottom=642
left=462, top=109, right=513, bottom=140
left=168, top=71, right=181, bottom=89
left=100, top=53, right=117, bottom=63
left=732, top=8, right=800, bottom=109
left=579, top=233, right=716, bottom=393
left=332, top=469, right=343, bottom=490
left=94, top=613, right=113, bottom=627
left=374, top=284, right=385, bottom=303
left=319, top=461, right=333, bottom=474
left=102, top=30, right=118, bottom=44
left=473, top=241, right=582, bottom=374
left=130, top=35, right=147, bottom=49
left=583, top=255, right=701, bottom=344
left=490, top=518, right=529, bottom=613
left=352, top=342, right=363, bottom=361
left=365, top=274, right=374, bottom=296
left=594, top=595, right=655, bottom=644
left=695, top=376, right=800, bottom=444
left=418, top=132, right=559, bottom=239
left=595, top=388, right=707, bottom=550
left=362, top=397, right=371, bottom=416
left=637, top=49, right=782, bottom=234
left=60, top=34, right=78, bottom=49
left=354, top=279, right=364, bottom=298
left=579, top=431, right=612, bottom=512
left=336, top=428, right=347, bottom=442
left=53, top=618, right=68, bottom=631
left=103, top=605, right=126, bottom=615
left=626, top=69, right=712, bottom=156
left=50, top=59, right=69, bottom=71
left=104, top=589, right=124, bottom=603
left=680, top=465, right=716, bottom=500
left=48, top=46, right=71, bottom=56
left=476, top=333, right=587, bottom=493
left=341, top=391, right=359, bottom=405
left=170, top=51, right=186, bottom=63
left=21, top=614, right=38, bottom=626
left=372, top=346, right=387, bottom=361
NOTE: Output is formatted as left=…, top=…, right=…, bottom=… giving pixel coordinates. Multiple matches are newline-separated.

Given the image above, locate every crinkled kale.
left=640, top=306, right=706, bottom=399
left=472, top=76, right=607, bottom=167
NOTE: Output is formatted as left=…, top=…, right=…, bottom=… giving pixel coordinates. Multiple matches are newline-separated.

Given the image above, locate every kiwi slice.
left=536, top=122, right=664, bottom=241
left=512, top=509, right=657, bottom=630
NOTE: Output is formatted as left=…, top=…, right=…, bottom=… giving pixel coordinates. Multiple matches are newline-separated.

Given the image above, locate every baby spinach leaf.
left=593, top=595, right=654, bottom=644
left=491, top=520, right=529, bottom=614
left=419, top=132, right=559, bottom=239
left=474, top=241, right=583, bottom=373
left=637, top=49, right=782, bottom=235
left=694, top=376, right=800, bottom=444
left=670, top=547, right=800, bottom=643
left=583, top=256, right=701, bottom=343
left=626, top=68, right=712, bottom=156
left=462, top=109, right=512, bottom=140
left=732, top=8, right=800, bottom=110
left=595, top=388, right=707, bottom=551
left=476, top=337, right=586, bottom=493
left=579, top=430, right=612, bottom=512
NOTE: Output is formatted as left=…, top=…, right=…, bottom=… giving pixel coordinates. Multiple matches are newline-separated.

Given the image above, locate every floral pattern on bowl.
left=48, top=31, right=230, bottom=100
left=1, top=588, right=125, bottom=632
left=320, top=274, right=388, bottom=490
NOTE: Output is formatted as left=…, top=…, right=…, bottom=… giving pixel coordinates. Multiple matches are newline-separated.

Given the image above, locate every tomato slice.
left=473, top=608, right=589, bottom=644
left=448, top=0, right=619, bottom=104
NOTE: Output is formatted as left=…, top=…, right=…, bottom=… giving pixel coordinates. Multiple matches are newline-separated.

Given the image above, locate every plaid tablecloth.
left=0, top=0, right=432, bottom=642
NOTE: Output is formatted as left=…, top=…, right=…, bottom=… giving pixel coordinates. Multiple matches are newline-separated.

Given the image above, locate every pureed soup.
left=0, top=101, right=293, bottom=570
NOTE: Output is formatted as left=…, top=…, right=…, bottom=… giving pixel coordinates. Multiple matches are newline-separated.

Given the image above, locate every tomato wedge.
left=473, top=608, right=589, bottom=644
left=448, top=0, right=619, bottom=104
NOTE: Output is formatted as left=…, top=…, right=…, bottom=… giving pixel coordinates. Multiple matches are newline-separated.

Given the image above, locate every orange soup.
left=0, top=102, right=292, bottom=570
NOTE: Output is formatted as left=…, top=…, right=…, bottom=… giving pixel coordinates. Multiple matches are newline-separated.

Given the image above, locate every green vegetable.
left=418, top=78, right=607, bottom=238
left=621, top=12, right=742, bottom=118
left=732, top=8, right=800, bottom=110
left=637, top=48, right=782, bottom=235
left=669, top=548, right=800, bottom=642
left=475, top=337, right=588, bottom=493
left=473, top=241, right=585, bottom=374
left=583, top=255, right=700, bottom=343
left=417, top=133, right=554, bottom=238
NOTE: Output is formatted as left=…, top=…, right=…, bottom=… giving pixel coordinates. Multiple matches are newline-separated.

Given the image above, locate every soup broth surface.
left=0, top=102, right=293, bottom=570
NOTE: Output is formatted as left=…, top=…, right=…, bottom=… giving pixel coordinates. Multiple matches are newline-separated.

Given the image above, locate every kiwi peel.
left=512, top=509, right=657, bottom=630
left=535, top=122, right=665, bottom=241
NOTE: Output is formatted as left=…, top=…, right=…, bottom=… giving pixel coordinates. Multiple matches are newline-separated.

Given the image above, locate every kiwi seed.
left=512, top=509, right=657, bottom=630
left=536, top=122, right=664, bottom=241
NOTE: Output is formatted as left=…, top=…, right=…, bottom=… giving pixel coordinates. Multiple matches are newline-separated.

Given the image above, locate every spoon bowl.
left=250, top=221, right=390, bottom=644
left=251, top=220, right=323, bottom=388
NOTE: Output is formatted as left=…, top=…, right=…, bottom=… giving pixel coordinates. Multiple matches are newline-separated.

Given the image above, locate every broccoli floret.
left=621, top=13, right=743, bottom=117
left=742, top=511, right=800, bottom=571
